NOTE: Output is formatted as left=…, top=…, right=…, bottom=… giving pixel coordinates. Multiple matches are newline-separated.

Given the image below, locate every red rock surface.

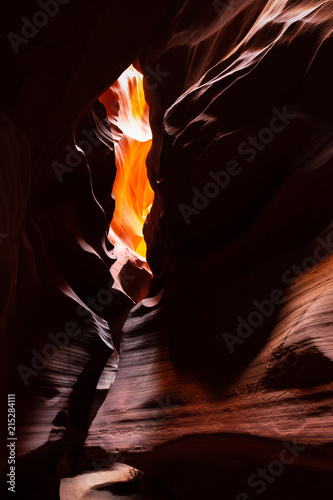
left=1, top=0, right=333, bottom=498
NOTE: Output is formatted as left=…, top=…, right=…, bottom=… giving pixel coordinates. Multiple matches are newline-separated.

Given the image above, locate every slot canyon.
left=1, top=1, right=333, bottom=498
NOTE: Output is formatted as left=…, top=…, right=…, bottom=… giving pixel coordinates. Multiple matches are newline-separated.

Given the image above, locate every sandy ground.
left=60, top=463, right=139, bottom=499
left=60, top=462, right=172, bottom=499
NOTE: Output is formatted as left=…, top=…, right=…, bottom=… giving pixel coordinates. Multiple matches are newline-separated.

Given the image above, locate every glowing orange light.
left=100, top=65, right=154, bottom=266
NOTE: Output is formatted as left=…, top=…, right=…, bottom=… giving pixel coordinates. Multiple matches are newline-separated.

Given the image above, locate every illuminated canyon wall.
left=1, top=0, right=333, bottom=499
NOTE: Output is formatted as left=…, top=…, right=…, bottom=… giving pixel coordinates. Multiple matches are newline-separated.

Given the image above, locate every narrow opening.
left=99, top=64, right=154, bottom=271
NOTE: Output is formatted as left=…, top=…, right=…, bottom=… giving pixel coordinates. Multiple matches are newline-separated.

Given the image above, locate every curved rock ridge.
left=87, top=254, right=333, bottom=452
left=1, top=0, right=177, bottom=459
left=0, top=0, right=333, bottom=498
